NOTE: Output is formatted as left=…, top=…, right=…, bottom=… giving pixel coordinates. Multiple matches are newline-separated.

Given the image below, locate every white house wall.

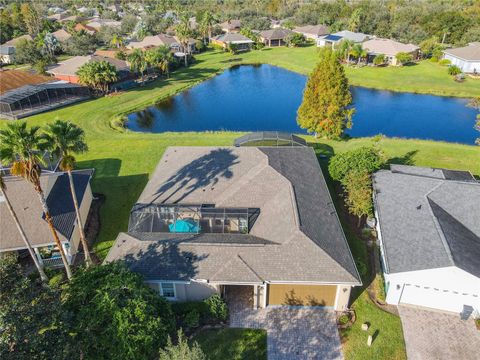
left=384, top=267, right=480, bottom=314
left=444, top=54, right=480, bottom=73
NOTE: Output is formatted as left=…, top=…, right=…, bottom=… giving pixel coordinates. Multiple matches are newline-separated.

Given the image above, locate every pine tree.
left=297, top=48, right=355, bottom=139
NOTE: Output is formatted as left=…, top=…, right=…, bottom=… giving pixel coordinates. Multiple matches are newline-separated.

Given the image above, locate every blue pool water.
left=127, top=64, right=479, bottom=144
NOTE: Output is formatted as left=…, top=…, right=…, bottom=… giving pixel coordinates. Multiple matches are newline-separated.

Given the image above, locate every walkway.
left=228, top=286, right=343, bottom=360
left=399, top=305, right=480, bottom=360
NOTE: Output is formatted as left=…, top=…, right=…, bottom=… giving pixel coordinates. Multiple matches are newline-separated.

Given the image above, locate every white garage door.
left=400, top=283, right=478, bottom=314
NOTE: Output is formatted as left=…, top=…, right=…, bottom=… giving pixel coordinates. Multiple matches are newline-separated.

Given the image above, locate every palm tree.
left=110, top=34, right=124, bottom=49
left=145, top=46, right=172, bottom=78
left=42, top=120, right=92, bottom=268
left=350, top=44, right=367, bottom=65
left=0, top=174, right=48, bottom=282
left=0, top=122, right=73, bottom=279
left=199, top=11, right=215, bottom=45
left=340, top=39, right=355, bottom=64
left=175, top=14, right=193, bottom=67
left=128, top=49, right=148, bottom=85
left=77, top=61, right=118, bottom=94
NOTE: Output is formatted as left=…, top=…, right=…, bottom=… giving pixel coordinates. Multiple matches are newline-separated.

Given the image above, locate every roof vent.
left=416, top=205, right=422, bottom=210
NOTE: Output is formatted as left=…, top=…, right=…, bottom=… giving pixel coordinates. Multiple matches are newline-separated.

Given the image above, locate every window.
left=160, top=283, right=176, bottom=299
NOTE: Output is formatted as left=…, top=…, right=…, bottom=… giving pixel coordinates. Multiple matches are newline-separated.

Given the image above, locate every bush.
left=344, top=169, right=374, bottom=223
left=438, top=58, right=451, bottom=66
left=286, top=32, right=306, bottom=47
left=184, top=309, right=200, bottom=328
left=328, top=146, right=384, bottom=184
left=159, top=330, right=206, bottom=360
left=373, top=54, right=385, bottom=66
left=447, top=65, right=462, bottom=75
left=203, top=294, right=228, bottom=322
left=395, top=52, right=413, bottom=65
left=338, top=314, right=350, bottom=325
left=195, top=40, right=206, bottom=52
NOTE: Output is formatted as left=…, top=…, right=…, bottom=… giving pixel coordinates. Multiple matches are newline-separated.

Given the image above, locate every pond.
left=126, top=64, right=479, bottom=144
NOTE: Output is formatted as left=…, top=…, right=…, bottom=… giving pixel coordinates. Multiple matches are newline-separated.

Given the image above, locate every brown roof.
left=2, top=34, right=33, bottom=46
left=444, top=42, right=480, bottom=61
left=47, top=55, right=129, bottom=77
left=52, top=29, right=72, bottom=42
left=362, top=38, right=419, bottom=56
left=0, top=70, right=51, bottom=94
left=74, top=23, right=97, bottom=34
left=219, top=19, right=241, bottom=31
left=293, top=25, right=329, bottom=37
left=259, top=28, right=293, bottom=40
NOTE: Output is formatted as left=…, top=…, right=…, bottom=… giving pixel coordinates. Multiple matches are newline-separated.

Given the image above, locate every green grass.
left=191, top=328, right=267, bottom=360
left=2, top=48, right=480, bottom=360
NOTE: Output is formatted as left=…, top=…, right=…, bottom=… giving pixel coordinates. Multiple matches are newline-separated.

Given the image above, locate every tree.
left=175, top=14, right=193, bottom=67
left=0, top=122, right=73, bottom=280
left=338, top=39, right=355, bottom=64
left=467, top=98, right=480, bottom=145
left=63, top=33, right=97, bottom=56
left=145, top=46, right=173, bottom=77
left=77, top=60, right=118, bottom=94
left=349, top=43, right=367, bottom=65
left=328, top=146, right=384, bottom=184
left=297, top=48, right=354, bottom=139
left=128, top=49, right=148, bottom=84
left=0, top=175, right=48, bottom=282
left=20, top=3, right=42, bottom=36
left=41, top=32, right=59, bottom=59
left=42, top=121, right=92, bottom=268
left=199, top=10, right=215, bottom=44
left=343, top=169, right=374, bottom=227
left=227, top=42, right=239, bottom=55
left=63, top=263, right=175, bottom=360
left=14, top=39, right=42, bottom=65
left=110, top=33, right=124, bottom=49
left=285, top=32, right=305, bottom=47
left=373, top=54, right=386, bottom=66
left=395, top=52, right=413, bottom=65
left=159, top=330, right=206, bottom=360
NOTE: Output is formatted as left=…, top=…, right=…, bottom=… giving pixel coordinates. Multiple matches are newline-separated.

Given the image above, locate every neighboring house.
left=219, top=19, right=242, bottom=33
left=443, top=42, right=480, bottom=74
left=373, top=165, right=480, bottom=315
left=259, top=28, right=294, bottom=47
left=51, top=29, right=72, bottom=43
left=362, top=38, right=419, bottom=65
left=293, top=24, right=329, bottom=40
left=47, top=55, right=130, bottom=83
left=74, top=23, right=97, bottom=35
left=128, top=34, right=196, bottom=54
left=106, top=145, right=361, bottom=309
left=0, top=169, right=94, bottom=268
left=316, top=34, right=344, bottom=49
left=85, top=18, right=122, bottom=31
left=0, top=34, right=33, bottom=63
left=211, top=33, right=254, bottom=51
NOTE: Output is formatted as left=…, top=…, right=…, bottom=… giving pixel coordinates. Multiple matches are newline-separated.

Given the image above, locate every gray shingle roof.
left=106, top=147, right=361, bottom=285
left=259, top=28, right=293, bottom=40
left=373, top=165, right=480, bottom=277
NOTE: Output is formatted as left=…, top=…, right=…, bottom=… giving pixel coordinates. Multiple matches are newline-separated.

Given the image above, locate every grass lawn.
left=191, top=328, right=267, bottom=360
left=1, top=48, right=479, bottom=360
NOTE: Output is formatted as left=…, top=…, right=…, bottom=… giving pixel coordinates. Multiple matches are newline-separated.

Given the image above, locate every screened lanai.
left=234, top=131, right=307, bottom=147
left=0, top=82, right=90, bottom=120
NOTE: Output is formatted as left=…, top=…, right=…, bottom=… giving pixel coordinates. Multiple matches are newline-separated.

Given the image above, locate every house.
left=105, top=145, right=361, bottom=309
left=74, top=23, right=97, bottom=35
left=128, top=34, right=196, bottom=54
left=443, top=42, right=480, bottom=74
left=373, top=165, right=480, bottom=315
left=0, top=169, right=94, bottom=268
left=316, top=34, right=344, bottom=49
left=47, top=55, right=130, bottom=84
left=362, top=38, right=419, bottom=66
left=51, top=29, right=72, bottom=43
left=0, top=34, right=34, bottom=63
left=85, top=18, right=122, bottom=31
left=317, top=30, right=371, bottom=48
left=293, top=24, right=329, bottom=40
left=259, top=28, right=294, bottom=47
left=211, top=33, right=254, bottom=52
left=219, top=19, right=242, bottom=33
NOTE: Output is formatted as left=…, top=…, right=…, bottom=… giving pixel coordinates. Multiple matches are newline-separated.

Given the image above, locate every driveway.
left=399, top=305, right=480, bottom=360
left=228, top=287, right=343, bottom=360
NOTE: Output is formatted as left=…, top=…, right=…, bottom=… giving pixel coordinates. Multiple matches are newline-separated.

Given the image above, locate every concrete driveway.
left=229, top=288, right=343, bottom=360
left=399, top=305, right=480, bottom=360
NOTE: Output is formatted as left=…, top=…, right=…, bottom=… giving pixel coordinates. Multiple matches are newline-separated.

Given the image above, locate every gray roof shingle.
left=373, top=165, right=480, bottom=277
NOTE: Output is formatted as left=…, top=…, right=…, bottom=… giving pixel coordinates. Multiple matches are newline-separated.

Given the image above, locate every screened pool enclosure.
left=0, top=82, right=90, bottom=120
left=234, top=132, right=307, bottom=147
left=129, top=204, right=260, bottom=234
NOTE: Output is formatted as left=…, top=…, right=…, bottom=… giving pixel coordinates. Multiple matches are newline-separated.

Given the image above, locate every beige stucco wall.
left=69, top=184, right=93, bottom=256
left=335, top=286, right=352, bottom=311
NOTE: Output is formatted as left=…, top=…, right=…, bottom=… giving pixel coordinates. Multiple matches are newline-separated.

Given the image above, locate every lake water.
left=126, top=64, right=479, bottom=144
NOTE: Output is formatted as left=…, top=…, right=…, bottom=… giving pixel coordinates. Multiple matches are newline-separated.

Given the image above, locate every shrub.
left=447, top=65, right=461, bottom=75
left=203, top=294, right=228, bottom=321
left=328, top=146, right=384, bottom=184
left=338, top=314, right=350, bottom=325
left=373, top=54, right=385, bottom=66
left=286, top=32, right=306, bottom=47
left=438, top=58, right=451, bottom=66
left=195, top=40, right=206, bottom=52
left=184, top=309, right=200, bottom=328
left=355, top=259, right=368, bottom=279
left=115, top=50, right=127, bottom=60
left=159, top=330, right=206, bottom=360
left=344, top=169, right=374, bottom=224
left=395, top=52, right=413, bottom=65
